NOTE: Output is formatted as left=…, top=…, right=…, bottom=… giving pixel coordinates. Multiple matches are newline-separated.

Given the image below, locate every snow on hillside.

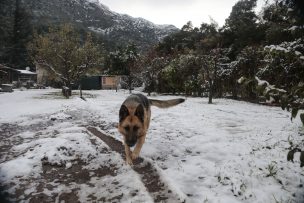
left=84, top=0, right=178, bottom=41
left=0, top=89, right=303, bottom=203
left=20, top=0, right=178, bottom=52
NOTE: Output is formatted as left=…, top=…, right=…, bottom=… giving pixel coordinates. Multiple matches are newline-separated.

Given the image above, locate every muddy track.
left=87, top=127, right=185, bottom=203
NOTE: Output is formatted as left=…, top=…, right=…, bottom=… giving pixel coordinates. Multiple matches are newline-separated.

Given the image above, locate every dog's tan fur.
left=118, top=94, right=184, bottom=165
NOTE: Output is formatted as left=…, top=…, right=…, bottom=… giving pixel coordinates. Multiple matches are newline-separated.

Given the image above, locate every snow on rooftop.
left=17, top=69, right=37, bottom=75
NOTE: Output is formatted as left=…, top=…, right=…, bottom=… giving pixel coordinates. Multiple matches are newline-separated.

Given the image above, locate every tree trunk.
left=115, top=76, right=118, bottom=92
left=128, top=75, right=132, bottom=94
left=208, top=80, right=213, bottom=104
left=232, top=79, right=238, bottom=100
left=248, top=82, right=257, bottom=101
left=79, top=84, right=82, bottom=98
left=232, top=87, right=237, bottom=99
left=62, top=86, right=71, bottom=99
left=217, top=81, right=223, bottom=98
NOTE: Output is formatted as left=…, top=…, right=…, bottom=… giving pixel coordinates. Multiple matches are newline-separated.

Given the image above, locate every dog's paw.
left=131, top=151, right=139, bottom=160
left=126, top=158, right=133, bottom=165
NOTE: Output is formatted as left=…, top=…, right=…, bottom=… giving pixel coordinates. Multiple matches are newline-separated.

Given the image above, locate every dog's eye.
left=124, top=126, right=130, bottom=131
left=133, top=126, right=139, bottom=131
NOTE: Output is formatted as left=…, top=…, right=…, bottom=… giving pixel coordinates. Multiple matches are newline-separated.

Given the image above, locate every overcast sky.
left=101, top=0, right=266, bottom=29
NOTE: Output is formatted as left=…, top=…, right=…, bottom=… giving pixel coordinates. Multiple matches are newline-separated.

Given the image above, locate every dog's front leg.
left=131, top=135, right=146, bottom=160
left=124, top=143, right=133, bottom=165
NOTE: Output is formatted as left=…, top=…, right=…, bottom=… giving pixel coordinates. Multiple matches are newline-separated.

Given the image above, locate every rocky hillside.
left=23, top=0, right=178, bottom=50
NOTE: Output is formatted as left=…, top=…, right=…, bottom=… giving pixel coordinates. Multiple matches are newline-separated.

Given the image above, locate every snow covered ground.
left=0, top=89, right=303, bottom=203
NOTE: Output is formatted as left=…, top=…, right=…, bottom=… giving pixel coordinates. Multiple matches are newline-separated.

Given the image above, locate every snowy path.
left=87, top=127, right=183, bottom=202
left=0, top=89, right=303, bottom=203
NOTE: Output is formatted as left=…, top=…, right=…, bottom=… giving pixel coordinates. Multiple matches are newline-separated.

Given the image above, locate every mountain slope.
left=23, top=0, right=178, bottom=51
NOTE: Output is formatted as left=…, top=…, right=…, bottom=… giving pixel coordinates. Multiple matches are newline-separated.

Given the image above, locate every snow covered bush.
left=258, top=39, right=304, bottom=90
left=239, top=76, right=304, bottom=166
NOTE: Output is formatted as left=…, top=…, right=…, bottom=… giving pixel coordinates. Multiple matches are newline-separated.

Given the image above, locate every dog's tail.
left=149, top=98, right=185, bottom=108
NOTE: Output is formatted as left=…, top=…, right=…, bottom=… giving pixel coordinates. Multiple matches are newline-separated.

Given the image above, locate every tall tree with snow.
left=142, top=50, right=168, bottom=95
left=198, top=49, right=223, bottom=104
left=221, top=0, right=262, bottom=57
left=107, top=44, right=140, bottom=93
left=28, top=24, right=103, bottom=90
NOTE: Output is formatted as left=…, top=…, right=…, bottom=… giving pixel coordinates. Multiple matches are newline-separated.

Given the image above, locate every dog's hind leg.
left=131, top=135, right=146, bottom=160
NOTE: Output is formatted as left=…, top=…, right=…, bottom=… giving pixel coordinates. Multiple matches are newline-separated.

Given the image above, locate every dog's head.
left=118, top=104, right=144, bottom=147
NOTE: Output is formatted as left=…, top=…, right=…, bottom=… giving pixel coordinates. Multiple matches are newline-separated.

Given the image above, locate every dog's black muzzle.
left=126, top=136, right=137, bottom=147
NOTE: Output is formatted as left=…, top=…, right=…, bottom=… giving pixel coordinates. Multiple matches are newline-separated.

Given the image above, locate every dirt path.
left=0, top=111, right=185, bottom=203
left=0, top=120, right=119, bottom=203
left=87, top=127, right=185, bottom=203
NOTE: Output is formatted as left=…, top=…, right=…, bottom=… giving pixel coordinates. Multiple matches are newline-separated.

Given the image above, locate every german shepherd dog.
left=118, top=94, right=185, bottom=165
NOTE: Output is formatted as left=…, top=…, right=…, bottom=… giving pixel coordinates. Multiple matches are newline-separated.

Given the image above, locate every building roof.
left=17, top=69, right=37, bottom=75
left=100, top=75, right=123, bottom=77
left=0, top=64, right=13, bottom=70
left=0, top=65, right=36, bottom=75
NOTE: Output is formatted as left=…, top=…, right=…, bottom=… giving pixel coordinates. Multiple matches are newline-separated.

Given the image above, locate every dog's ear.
left=135, top=104, right=144, bottom=123
left=119, top=105, right=129, bottom=123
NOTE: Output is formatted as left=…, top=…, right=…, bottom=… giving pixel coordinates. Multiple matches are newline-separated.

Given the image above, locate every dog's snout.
left=126, top=136, right=137, bottom=147
left=126, top=141, right=136, bottom=147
